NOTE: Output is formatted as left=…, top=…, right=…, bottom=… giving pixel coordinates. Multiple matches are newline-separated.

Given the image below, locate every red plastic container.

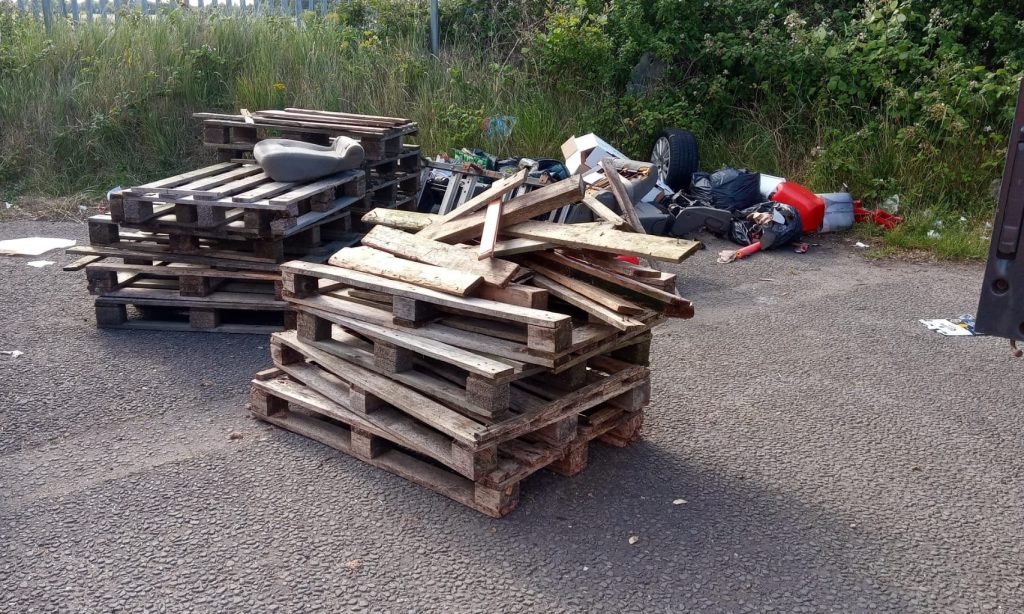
left=770, top=181, right=825, bottom=233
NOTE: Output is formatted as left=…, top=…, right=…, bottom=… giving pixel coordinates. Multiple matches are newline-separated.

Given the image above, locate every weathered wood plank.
left=282, top=261, right=569, bottom=328
left=532, top=275, right=646, bottom=332
left=581, top=194, right=627, bottom=227
left=327, top=246, right=484, bottom=297
left=528, top=262, right=644, bottom=315
left=503, top=221, right=701, bottom=263
left=129, top=162, right=238, bottom=192
left=528, top=251, right=693, bottom=318
left=478, top=198, right=504, bottom=260
left=360, top=225, right=520, bottom=287
left=362, top=208, right=440, bottom=231
left=272, top=332, right=487, bottom=445
left=300, top=308, right=515, bottom=379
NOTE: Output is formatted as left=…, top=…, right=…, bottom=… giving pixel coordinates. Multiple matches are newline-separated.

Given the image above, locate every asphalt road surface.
left=2, top=220, right=1022, bottom=613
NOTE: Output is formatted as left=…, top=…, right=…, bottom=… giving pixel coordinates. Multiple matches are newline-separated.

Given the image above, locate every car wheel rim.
left=652, top=137, right=671, bottom=183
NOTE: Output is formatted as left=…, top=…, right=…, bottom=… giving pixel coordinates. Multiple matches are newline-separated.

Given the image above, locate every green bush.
left=1, top=0, right=1021, bottom=258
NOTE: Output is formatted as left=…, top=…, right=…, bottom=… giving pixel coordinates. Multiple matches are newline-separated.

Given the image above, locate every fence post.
left=430, top=0, right=439, bottom=56
left=41, top=0, right=53, bottom=32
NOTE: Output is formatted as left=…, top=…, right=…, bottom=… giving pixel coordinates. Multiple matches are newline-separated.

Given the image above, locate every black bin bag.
left=690, top=167, right=761, bottom=211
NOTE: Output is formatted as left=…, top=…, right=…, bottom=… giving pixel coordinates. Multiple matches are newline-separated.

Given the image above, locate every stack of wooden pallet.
left=196, top=108, right=422, bottom=218
left=66, top=161, right=367, bottom=333
left=248, top=176, right=701, bottom=516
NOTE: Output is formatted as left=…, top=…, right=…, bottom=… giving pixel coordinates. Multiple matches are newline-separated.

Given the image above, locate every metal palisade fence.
left=10, top=0, right=333, bottom=28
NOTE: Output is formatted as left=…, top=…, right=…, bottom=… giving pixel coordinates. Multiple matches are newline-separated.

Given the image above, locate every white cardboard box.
left=561, top=133, right=628, bottom=175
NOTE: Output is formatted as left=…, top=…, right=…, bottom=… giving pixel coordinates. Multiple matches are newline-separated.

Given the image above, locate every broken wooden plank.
left=581, top=194, right=627, bottom=227
left=360, top=225, right=520, bottom=287
left=528, top=262, right=644, bottom=315
left=502, top=220, right=700, bottom=263
left=528, top=251, right=694, bottom=318
left=327, top=246, right=484, bottom=297
left=362, top=208, right=440, bottom=231
left=437, top=169, right=528, bottom=223
left=417, top=177, right=584, bottom=243
left=486, top=238, right=554, bottom=257
left=478, top=198, right=504, bottom=260
left=532, top=275, right=645, bottom=332
left=63, top=254, right=105, bottom=271
left=600, top=159, right=644, bottom=233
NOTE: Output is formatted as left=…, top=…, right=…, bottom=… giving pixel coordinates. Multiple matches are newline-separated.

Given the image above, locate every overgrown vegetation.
left=1, top=0, right=1020, bottom=258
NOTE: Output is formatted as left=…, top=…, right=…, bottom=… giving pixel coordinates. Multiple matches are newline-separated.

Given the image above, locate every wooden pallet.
left=271, top=327, right=649, bottom=437
left=286, top=292, right=653, bottom=412
left=70, top=229, right=361, bottom=270
left=196, top=109, right=418, bottom=161
left=279, top=260, right=664, bottom=366
left=115, top=163, right=365, bottom=237
left=250, top=369, right=645, bottom=517
left=85, top=262, right=282, bottom=298
left=95, top=283, right=293, bottom=334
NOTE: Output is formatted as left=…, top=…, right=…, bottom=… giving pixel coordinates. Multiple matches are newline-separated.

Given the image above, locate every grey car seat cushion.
left=254, top=136, right=365, bottom=183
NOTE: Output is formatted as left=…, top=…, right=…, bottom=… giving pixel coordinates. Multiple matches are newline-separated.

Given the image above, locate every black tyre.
left=650, top=128, right=699, bottom=192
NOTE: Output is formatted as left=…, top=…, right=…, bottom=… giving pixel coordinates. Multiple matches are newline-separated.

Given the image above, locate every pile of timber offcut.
left=196, top=109, right=422, bottom=217
left=249, top=175, right=701, bottom=516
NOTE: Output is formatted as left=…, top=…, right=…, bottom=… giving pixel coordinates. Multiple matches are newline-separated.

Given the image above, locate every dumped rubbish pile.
left=52, top=107, right=890, bottom=514
left=64, top=110, right=420, bottom=332
left=249, top=178, right=699, bottom=517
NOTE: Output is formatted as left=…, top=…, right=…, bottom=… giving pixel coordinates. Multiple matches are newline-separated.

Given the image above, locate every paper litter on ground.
left=27, top=260, right=56, bottom=268
left=920, top=315, right=981, bottom=336
left=0, top=237, right=76, bottom=256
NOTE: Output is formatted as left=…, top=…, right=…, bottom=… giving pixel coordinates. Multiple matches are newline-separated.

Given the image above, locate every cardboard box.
left=561, top=133, right=628, bottom=175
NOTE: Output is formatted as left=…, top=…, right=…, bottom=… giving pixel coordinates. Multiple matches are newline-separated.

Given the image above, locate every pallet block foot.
left=297, top=311, right=331, bottom=341
left=466, top=374, right=510, bottom=414
left=95, top=303, right=128, bottom=326
left=374, top=342, right=415, bottom=373
left=190, top=308, right=221, bottom=330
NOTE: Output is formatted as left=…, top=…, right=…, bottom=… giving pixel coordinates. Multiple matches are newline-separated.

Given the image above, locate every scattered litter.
left=345, top=559, right=363, bottom=570
left=482, top=115, right=516, bottom=139
left=628, top=535, right=639, bottom=545
left=3, top=202, right=12, bottom=209
left=882, top=194, right=900, bottom=213
left=0, top=237, right=76, bottom=256
left=920, top=315, right=982, bottom=336
left=793, top=242, right=809, bottom=254
left=932, top=220, right=944, bottom=228
left=759, top=278, right=775, bottom=282
left=926, top=229, right=941, bottom=239
left=673, top=498, right=688, bottom=505
left=959, top=216, right=967, bottom=222
left=78, top=204, right=89, bottom=213
left=26, top=260, right=55, bottom=268
left=1, top=350, right=25, bottom=358
left=228, top=431, right=243, bottom=440
left=854, top=241, right=870, bottom=249
left=718, top=242, right=761, bottom=263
